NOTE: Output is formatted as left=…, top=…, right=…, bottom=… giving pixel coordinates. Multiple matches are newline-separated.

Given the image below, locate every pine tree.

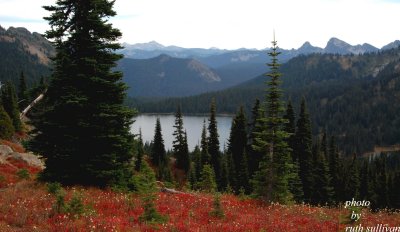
left=151, top=118, right=170, bottom=181
left=18, top=72, right=29, bottom=111
left=28, top=0, right=134, bottom=187
left=0, top=103, right=14, bottom=139
left=247, top=99, right=264, bottom=177
left=191, top=145, right=202, bottom=187
left=208, top=99, right=222, bottom=190
left=295, top=98, right=314, bottom=203
left=251, top=37, right=293, bottom=203
left=172, top=106, right=190, bottom=173
left=227, top=106, right=249, bottom=193
left=1, top=81, right=22, bottom=132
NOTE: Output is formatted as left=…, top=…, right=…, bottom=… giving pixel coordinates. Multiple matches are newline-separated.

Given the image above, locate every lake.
left=131, top=114, right=233, bottom=151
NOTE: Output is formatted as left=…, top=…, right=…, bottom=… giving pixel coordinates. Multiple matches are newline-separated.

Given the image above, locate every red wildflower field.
left=0, top=161, right=399, bottom=231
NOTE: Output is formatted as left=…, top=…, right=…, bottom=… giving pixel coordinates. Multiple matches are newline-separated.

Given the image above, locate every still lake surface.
left=131, top=114, right=233, bottom=151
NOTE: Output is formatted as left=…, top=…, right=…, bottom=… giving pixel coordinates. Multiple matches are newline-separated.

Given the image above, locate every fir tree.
left=172, top=106, right=190, bottom=173
left=18, top=72, right=29, bottom=111
left=312, top=141, right=334, bottom=205
left=208, top=99, right=221, bottom=190
left=227, top=106, right=249, bottom=193
left=247, top=99, right=264, bottom=177
left=283, top=100, right=296, bottom=160
left=252, top=37, right=293, bottom=203
left=135, top=129, right=144, bottom=172
left=328, top=136, right=341, bottom=202
left=28, top=0, right=134, bottom=187
left=345, top=153, right=360, bottom=200
left=198, top=164, right=217, bottom=193
left=295, top=98, right=314, bottom=203
left=1, top=81, right=21, bottom=132
left=151, top=118, right=170, bottom=181
left=200, top=119, right=210, bottom=166
left=191, top=145, right=202, bottom=187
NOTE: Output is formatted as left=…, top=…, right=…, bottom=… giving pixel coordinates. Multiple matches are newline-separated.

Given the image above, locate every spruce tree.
left=1, top=81, right=21, bottom=132
left=28, top=0, right=134, bottom=187
left=295, top=98, right=314, bottom=203
left=345, top=153, right=360, bottom=200
left=252, top=37, right=293, bottom=203
left=198, top=164, right=217, bottom=193
left=227, top=106, right=249, bottom=193
left=18, top=72, right=29, bottom=111
left=191, top=145, right=202, bottom=187
left=208, top=99, right=221, bottom=190
left=172, top=106, right=190, bottom=173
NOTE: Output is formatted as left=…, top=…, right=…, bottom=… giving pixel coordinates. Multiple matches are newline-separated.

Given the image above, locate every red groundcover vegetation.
left=0, top=160, right=399, bottom=232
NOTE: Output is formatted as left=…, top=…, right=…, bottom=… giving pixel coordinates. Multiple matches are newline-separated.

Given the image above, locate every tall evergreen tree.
left=295, top=98, right=314, bottom=203
left=200, top=119, right=210, bottom=166
left=191, top=145, right=202, bottom=186
left=345, top=153, right=360, bottom=200
left=247, top=99, right=264, bottom=177
left=18, top=72, right=29, bottom=111
left=328, top=136, right=341, bottom=201
left=283, top=100, right=296, bottom=160
left=151, top=118, right=167, bottom=166
left=208, top=99, right=222, bottom=190
left=227, top=106, right=249, bottom=193
left=252, top=37, right=293, bottom=203
left=172, top=106, right=190, bottom=173
left=135, top=129, right=144, bottom=172
left=1, top=81, right=21, bottom=132
left=28, top=0, right=134, bottom=187
left=312, top=141, right=334, bottom=205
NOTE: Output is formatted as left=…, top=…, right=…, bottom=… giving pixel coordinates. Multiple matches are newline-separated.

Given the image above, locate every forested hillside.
left=129, top=48, right=400, bottom=154
left=0, top=26, right=53, bottom=86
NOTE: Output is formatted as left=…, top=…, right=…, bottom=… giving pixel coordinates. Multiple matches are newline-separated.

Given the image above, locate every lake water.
left=131, top=114, right=233, bottom=151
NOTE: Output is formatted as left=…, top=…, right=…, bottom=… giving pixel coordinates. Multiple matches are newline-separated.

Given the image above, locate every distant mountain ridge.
left=0, top=25, right=54, bottom=85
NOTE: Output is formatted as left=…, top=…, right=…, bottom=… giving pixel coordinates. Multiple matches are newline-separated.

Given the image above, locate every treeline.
left=139, top=98, right=400, bottom=210
left=127, top=48, right=400, bottom=155
left=0, top=72, right=47, bottom=139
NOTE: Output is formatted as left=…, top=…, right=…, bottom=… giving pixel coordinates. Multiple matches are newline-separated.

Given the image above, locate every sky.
left=0, top=0, right=400, bottom=50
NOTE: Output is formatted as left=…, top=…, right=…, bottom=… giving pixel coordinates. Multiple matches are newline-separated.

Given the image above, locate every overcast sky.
left=1, top=0, right=399, bottom=49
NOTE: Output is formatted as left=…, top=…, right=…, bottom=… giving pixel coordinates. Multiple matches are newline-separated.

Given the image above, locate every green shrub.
left=16, top=168, right=30, bottom=180
left=209, top=193, right=225, bottom=218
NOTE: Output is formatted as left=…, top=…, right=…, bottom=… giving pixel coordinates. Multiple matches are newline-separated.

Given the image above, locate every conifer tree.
left=200, top=119, right=210, bottom=166
left=312, top=141, right=334, bottom=205
left=173, top=106, right=190, bottom=173
left=135, top=129, right=144, bottom=172
left=247, top=99, right=264, bottom=177
left=151, top=118, right=165, bottom=166
left=1, top=81, right=21, bottom=132
left=28, top=0, right=134, bottom=187
left=252, top=37, right=293, bottom=203
left=345, top=153, right=360, bottom=200
left=191, top=145, right=202, bottom=187
left=198, top=164, right=217, bottom=193
left=295, top=98, right=314, bottom=203
left=328, top=136, right=341, bottom=201
left=0, top=103, right=14, bottom=139
left=18, top=72, right=29, bottom=111
left=359, top=159, right=370, bottom=200
left=227, top=106, right=249, bottom=193
left=208, top=99, right=222, bottom=189
left=283, top=100, right=296, bottom=160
